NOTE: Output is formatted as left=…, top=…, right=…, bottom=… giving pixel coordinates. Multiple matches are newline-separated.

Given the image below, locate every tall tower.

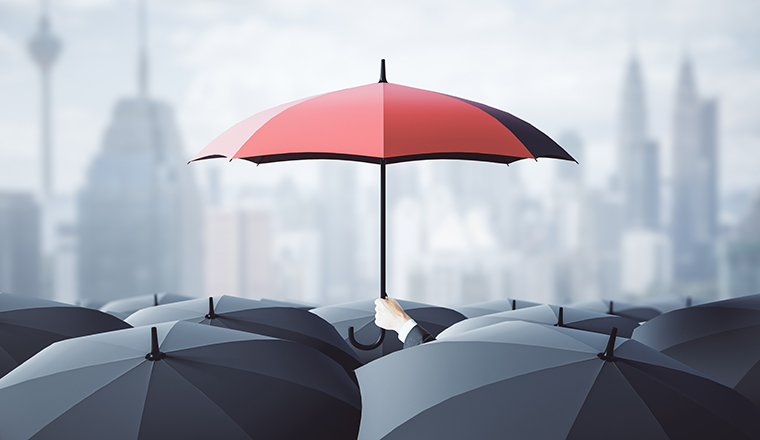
left=28, top=0, right=62, bottom=201
left=617, top=53, right=660, bottom=230
left=77, top=0, right=203, bottom=302
left=670, top=56, right=719, bottom=285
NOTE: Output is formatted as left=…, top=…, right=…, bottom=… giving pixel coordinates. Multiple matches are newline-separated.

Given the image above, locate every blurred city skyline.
left=1, top=0, right=759, bottom=307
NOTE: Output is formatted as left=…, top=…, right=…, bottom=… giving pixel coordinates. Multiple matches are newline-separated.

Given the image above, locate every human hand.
left=374, top=297, right=411, bottom=333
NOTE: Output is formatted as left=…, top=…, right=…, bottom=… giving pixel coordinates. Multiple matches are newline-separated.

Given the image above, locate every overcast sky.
left=1, top=0, right=759, bottom=206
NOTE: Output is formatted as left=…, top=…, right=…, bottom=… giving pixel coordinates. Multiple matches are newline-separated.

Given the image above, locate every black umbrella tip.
left=379, top=59, right=387, bottom=83
left=145, top=326, right=166, bottom=361
left=205, top=297, right=218, bottom=320
left=597, top=327, right=619, bottom=362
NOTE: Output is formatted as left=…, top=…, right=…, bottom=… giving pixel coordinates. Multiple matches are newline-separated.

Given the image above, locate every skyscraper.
left=77, top=1, right=203, bottom=302
left=0, top=193, right=41, bottom=296
left=670, top=57, right=719, bottom=285
left=617, top=53, right=660, bottom=230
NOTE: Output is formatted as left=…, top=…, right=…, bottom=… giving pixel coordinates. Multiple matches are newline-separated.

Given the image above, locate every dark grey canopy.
left=126, top=295, right=362, bottom=377
left=0, top=321, right=361, bottom=440
left=568, top=299, right=661, bottom=322
left=311, top=299, right=466, bottom=363
left=356, top=321, right=760, bottom=440
left=0, top=292, right=131, bottom=378
left=100, top=293, right=195, bottom=315
left=438, top=304, right=640, bottom=339
left=633, top=293, right=760, bottom=408
left=453, top=298, right=541, bottom=318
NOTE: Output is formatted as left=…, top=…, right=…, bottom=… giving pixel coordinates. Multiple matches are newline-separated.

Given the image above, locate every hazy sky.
left=1, top=0, right=759, bottom=204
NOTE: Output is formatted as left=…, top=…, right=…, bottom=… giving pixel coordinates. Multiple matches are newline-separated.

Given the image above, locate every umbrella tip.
left=597, top=327, right=619, bottom=362
left=154, top=293, right=158, bottom=307
left=145, top=327, right=166, bottom=361
left=555, top=307, right=564, bottom=327
left=205, top=297, right=218, bottom=320
left=512, top=299, right=516, bottom=310
left=379, top=59, right=387, bottom=83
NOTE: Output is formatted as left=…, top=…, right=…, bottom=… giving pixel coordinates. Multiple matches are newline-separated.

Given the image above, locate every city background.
left=1, top=0, right=759, bottom=309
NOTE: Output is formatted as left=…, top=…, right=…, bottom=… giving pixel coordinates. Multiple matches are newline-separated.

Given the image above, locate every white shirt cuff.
left=397, top=319, right=418, bottom=343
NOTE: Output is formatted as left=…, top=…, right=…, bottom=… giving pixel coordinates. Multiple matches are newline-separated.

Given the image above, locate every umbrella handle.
left=348, top=326, right=385, bottom=350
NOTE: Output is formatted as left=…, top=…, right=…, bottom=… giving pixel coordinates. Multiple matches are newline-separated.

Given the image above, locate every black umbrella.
left=568, top=299, right=661, bottom=322
left=453, top=298, right=541, bottom=318
left=632, top=293, right=760, bottom=408
left=0, top=321, right=361, bottom=440
left=438, top=304, right=640, bottom=339
left=0, top=292, right=131, bottom=378
left=100, top=292, right=195, bottom=315
left=356, top=321, right=760, bottom=440
left=310, top=299, right=466, bottom=363
left=125, top=295, right=362, bottom=377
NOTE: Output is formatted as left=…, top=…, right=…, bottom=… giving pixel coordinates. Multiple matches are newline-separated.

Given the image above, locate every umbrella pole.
left=348, top=159, right=387, bottom=350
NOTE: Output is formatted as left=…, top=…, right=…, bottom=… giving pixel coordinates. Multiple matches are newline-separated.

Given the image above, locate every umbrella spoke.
left=617, top=359, right=760, bottom=439
left=138, top=360, right=252, bottom=440
left=163, top=357, right=360, bottom=439
left=0, top=359, right=150, bottom=440
left=565, top=362, right=668, bottom=440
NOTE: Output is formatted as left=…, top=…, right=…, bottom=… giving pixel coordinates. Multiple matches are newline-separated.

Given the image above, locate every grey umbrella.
left=100, top=292, right=195, bottom=315
left=568, top=299, right=661, bottom=322
left=0, top=321, right=361, bottom=440
left=126, top=295, right=362, bottom=377
left=0, top=292, right=131, bottom=378
left=310, top=299, right=466, bottom=363
left=437, top=304, right=640, bottom=339
left=632, top=293, right=760, bottom=409
left=356, top=321, right=760, bottom=440
left=452, top=298, right=541, bottom=318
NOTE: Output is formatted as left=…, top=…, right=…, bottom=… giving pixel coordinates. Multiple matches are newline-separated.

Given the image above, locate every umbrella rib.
left=19, top=359, right=151, bottom=440
left=383, top=357, right=602, bottom=439
left=620, top=359, right=752, bottom=431
left=135, top=362, right=253, bottom=439
left=164, top=350, right=358, bottom=407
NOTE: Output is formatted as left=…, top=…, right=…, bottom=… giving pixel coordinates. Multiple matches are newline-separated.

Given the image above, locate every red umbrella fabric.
left=191, top=61, right=575, bottom=165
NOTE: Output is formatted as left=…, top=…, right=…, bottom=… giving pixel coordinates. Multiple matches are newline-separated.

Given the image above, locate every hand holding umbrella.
left=374, top=298, right=411, bottom=334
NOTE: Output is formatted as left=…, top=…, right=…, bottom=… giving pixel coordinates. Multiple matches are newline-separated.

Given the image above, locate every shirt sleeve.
left=397, top=318, right=418, bottom=343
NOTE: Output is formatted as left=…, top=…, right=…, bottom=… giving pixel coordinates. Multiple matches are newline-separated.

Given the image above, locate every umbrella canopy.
left=0, top=292, right=131, bottom=378
left=258, top=297, right=318, bottom=310
left=356, top=321, right=760, bottom=440
left=632, top=293, right=760, bottom=408
left=568, top=299, right=661, bottom=322
left=0, top=321, right=361, bottom=440
left=100, top=293, right=195, bottom=315
left=437, top=304, right=640, bottom=339
left=453, top=298, right=542, bottom=318
left=126, top=295, right=362, bottom=376
left=191, top=60, right=575, bottom=350
left=311, top=299, right=466, bottom=363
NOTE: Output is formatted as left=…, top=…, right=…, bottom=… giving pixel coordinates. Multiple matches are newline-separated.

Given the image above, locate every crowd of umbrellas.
left=2, top=61, right=757, bottom=438
left=1, top=291, right=759, bottom=439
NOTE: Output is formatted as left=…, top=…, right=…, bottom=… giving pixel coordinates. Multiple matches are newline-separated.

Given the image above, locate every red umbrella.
left=191, top=60, right=576, bottom=350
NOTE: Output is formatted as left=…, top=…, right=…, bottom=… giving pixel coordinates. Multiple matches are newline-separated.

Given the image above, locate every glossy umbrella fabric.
left=356, top=321, right=760, bottom=440
left=0, top=321, right=362, bottom=440
left=100, top=293, right=194, bottom=315
left=632, top=293, right=760, bottom=408
left=568, top=299, right=661, bottom=322
left=190, top=74, right=575, bottom=165
left=453, top=298, right=542, bottom=318
left=0, top=292, right=131, bottom=378
left=311, top=299, right=466, bottom=363
left=125, top=295, right=362, bottom=375
left=437, top=304, right=640, bottom=339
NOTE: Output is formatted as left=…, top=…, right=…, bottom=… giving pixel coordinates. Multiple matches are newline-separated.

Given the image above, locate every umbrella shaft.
left=380, top=160, right=387, bottom=299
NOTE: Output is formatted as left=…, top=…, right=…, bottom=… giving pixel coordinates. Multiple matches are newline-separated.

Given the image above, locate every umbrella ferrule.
left=597, top=327, right=618, bottom=362
left=205, top=297, right=219, bottom=320
left=145, top=327, right=166, bottom=361
left=379, top=59, right=387, bottom=83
